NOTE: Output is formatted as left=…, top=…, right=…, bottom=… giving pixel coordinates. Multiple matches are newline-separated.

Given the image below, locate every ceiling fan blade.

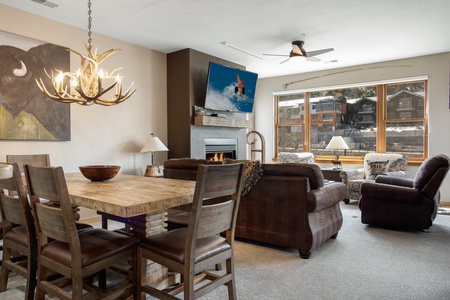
left=279, top=58, right=290, bottom=64
left=263, top=53, right=289, bottom=57
left=306, top=57, right=321, bottom=62
left=220, top=41, right=263, bottom=59
left=305, top=48, right=334, bottom=57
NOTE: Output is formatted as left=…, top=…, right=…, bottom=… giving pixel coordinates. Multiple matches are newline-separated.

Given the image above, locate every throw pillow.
left=388, top=157, right=407, bottom=172
left=223, top=159, right=264, bottom=196
left=367, top=160, right=389, bottom=180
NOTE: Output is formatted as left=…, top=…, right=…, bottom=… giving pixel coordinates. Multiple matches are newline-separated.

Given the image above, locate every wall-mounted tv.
left=204, top=62, right=258, bottom=113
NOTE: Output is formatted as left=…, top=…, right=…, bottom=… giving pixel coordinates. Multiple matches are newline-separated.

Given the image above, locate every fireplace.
left=204, top=138, right=238, bottom=161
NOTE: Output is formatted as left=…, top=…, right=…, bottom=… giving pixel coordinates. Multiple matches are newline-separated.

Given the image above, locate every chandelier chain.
left=87, top=0, right=92, bottom=51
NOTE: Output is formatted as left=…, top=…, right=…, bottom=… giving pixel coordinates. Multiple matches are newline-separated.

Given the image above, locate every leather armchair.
left=359, top=154, right=450, bottom=230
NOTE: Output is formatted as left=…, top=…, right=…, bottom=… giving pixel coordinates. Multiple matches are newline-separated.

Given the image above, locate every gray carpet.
left=2, top=202, right=450, bottom=299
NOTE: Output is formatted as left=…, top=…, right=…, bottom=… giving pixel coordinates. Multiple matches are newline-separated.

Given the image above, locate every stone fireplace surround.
left=190, top=125, right=247, bottom=160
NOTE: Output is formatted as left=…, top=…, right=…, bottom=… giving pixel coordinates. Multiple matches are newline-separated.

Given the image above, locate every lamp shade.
left=0, top=163, right=13, bottom=180
left=140, top=135, right=169, bottom=153
left=326, top=136, right=349, bottom=150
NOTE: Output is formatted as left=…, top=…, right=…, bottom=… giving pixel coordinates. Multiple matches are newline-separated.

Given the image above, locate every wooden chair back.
left=0, top=163, right=37, bottom=299
left=0, top=162, right=27, bottom=198
left=16, top=155, right=85, bottom=222
left=25, top=165, right=78, bottom=244
left=0, top=163, right=32, bottom=227
left=0, top=193, right=25, bottom=228
left=186, top=163, right=244, bottom=267
left=6, top=154, right=50, bottom=199
left=6, top=154, right=50, bottom=173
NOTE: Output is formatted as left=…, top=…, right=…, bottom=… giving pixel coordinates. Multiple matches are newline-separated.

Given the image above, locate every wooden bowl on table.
left=79, top=165, right=121, bottom=181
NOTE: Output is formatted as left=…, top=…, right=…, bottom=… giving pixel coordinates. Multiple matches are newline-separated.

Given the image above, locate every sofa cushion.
left=163, top=158, right=220, bottom=170
left=261, top=163, right=324, bottom=190
left=367, top=160, right=389, bottom=180
left=163, top=158, right=221, bottom=181
left=223, top=159, right=263, bottom=196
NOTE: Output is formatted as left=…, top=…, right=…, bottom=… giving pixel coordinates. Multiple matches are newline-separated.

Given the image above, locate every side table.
left=321, top=168, right=346, bottom=182
left=321, top=168, right=351, bottom=204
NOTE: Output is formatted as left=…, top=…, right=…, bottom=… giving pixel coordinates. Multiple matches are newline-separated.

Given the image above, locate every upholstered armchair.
left=359, top=154, right=450, bottom=230
left=339, top=153, right=408, bottom=203
left=277, top=152, right=314, bottom=164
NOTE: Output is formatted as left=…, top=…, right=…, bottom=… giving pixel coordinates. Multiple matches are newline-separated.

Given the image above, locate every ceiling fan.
left=263, top=40, right=334, bottom=64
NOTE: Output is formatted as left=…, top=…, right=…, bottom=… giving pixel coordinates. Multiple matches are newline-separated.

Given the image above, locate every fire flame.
left=209, top=152, right=226, bottom=161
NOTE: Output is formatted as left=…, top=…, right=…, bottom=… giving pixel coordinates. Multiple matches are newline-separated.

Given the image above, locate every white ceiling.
left=1, top=0, right=449, bottom=78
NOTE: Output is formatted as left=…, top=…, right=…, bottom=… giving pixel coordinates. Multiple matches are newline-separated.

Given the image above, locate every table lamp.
left=140, top=133, right=169, bottom=177
left=0, top=163, right=13, bottom=179
left=325, top=136, right=349, bottom=169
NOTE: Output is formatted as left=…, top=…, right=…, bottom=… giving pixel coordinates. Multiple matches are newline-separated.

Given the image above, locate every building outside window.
left=274, top=79, right=427, bottom=162
left=276, top=94, right=305, bottom=153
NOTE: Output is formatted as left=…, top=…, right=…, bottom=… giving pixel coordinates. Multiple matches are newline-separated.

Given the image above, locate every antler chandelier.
left=36, top=0, right=136, bottom=106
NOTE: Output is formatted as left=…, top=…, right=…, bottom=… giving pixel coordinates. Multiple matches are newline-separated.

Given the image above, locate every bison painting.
left=0, top=35, right=70, bottom=141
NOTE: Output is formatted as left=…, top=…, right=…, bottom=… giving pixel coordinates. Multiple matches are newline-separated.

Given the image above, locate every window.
left=276, top=93, right=305, bottom=153
left=384, top=82, right=426, bottom=157
left=274, top=79, right=427, bottom=163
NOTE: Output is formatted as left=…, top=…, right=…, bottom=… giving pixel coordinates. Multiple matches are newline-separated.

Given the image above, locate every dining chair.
left=136, top=162, right=244, bottom=300
left=0, top=163, right=38, bottom=300
left=6, top=154, right=93, bottom=232
left=6, top=154, right=51, bottom=173
left=5, top=154, right=50, bottom=199
left=25, top=164, right=140, bottom=300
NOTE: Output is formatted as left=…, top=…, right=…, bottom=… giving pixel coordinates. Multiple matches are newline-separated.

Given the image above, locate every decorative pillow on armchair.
left=223, top=159, right=263, bottom=196
left=367, top=161, right=389, bottom=180
left=387, top=157, right=408, bottom=172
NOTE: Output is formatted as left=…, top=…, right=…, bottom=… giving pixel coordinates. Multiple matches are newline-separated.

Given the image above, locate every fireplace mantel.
left=194, top=115, right=252, bottom=128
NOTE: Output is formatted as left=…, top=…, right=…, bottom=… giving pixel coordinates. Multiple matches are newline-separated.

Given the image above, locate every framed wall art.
left=0, top=30, right=70, bottom=141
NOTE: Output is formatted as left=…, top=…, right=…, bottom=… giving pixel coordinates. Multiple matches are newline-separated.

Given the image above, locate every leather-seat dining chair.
left=136, top=163, right=244, bottom=300
left=25, top=164, right=140, bottom=300
left=0, top=163, right=37, bottom=300
left=6, top=154, right=93, bottom=232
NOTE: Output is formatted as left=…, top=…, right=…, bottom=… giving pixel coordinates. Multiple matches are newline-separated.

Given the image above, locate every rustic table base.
left=143, top=211, right=180, bottom=288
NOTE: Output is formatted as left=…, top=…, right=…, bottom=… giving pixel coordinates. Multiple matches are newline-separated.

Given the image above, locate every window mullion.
left=274, top=95, right=279, bottom=157
left=377, top=85, right=386, bottom=152
left=304, top=93, right=310, bottom=152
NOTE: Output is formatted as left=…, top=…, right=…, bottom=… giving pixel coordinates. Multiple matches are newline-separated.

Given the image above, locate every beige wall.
left=254, top=52, right=450, bottom=202
left=0, top=5, right=167, bottom=219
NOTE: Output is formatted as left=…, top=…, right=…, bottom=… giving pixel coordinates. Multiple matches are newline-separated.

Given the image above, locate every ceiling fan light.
left=289, top=54, right=306, bottom=64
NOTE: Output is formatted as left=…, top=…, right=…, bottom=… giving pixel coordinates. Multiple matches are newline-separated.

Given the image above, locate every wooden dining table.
left=64, top=172, right=196, bottom=287
left=65, top=173, right=195, bottom=218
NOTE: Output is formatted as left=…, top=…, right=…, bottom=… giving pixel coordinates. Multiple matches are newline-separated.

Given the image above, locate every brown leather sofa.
left=359, top=154, right=450, bottom=230
left=163, top=158, right=347, bottom=259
